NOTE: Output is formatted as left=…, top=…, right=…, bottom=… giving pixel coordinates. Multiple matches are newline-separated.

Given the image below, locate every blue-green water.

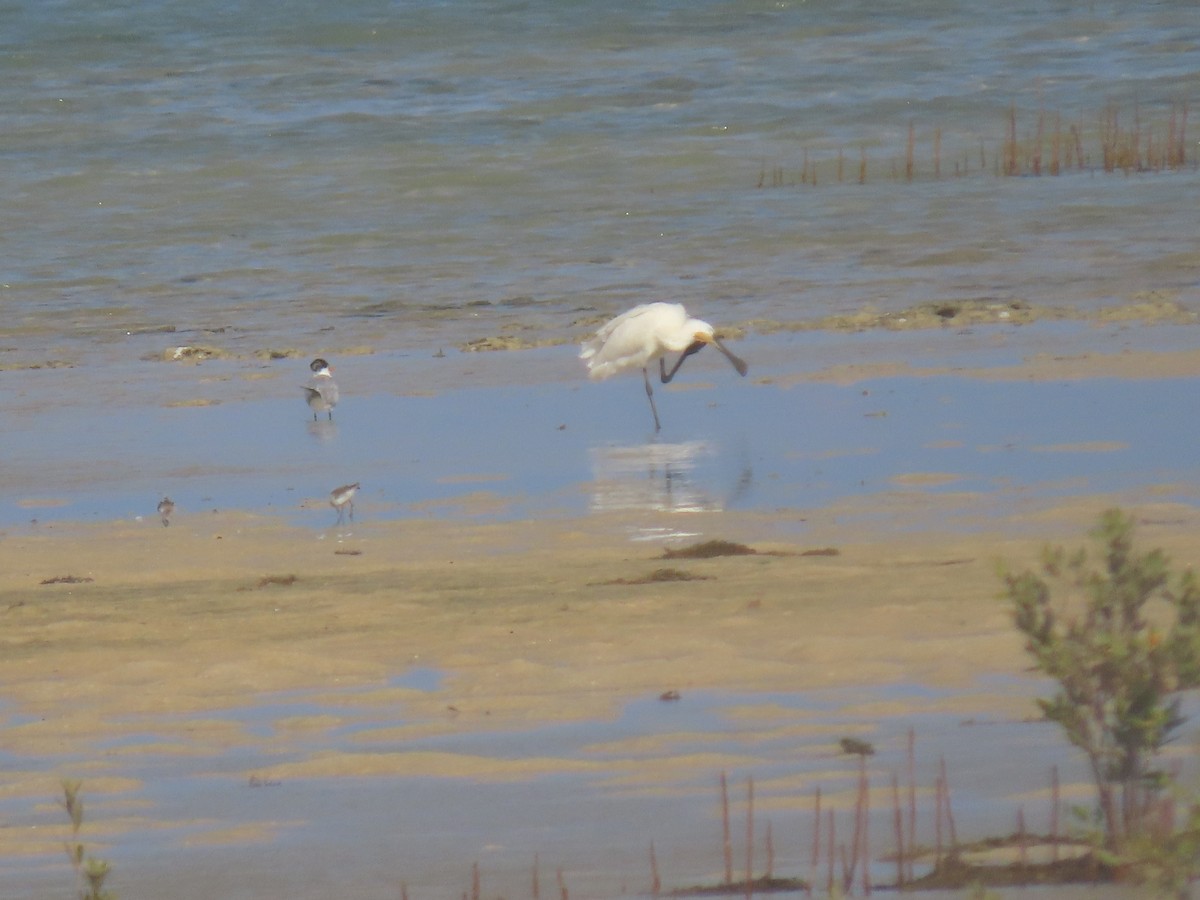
left=4, top=0, right=1200, bottom=525
left=3, top=0, right=1198, bottom=366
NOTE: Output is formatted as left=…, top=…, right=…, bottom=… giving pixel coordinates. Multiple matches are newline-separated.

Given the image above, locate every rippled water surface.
left=5, top=3, right=1199, bottom=523
left=3, top=5, right=1199, bottom=898
left=3, top=0, right=1199, bottom=370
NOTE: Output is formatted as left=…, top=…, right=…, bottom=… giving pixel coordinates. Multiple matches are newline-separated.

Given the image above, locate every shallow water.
left=5, top=326, right=1200, bottom=532
left=7, top=670, right=1193, bottom=899
left=5, top=0, right=1200, bottom=526
left=0, top=672, right=1120, bottom=900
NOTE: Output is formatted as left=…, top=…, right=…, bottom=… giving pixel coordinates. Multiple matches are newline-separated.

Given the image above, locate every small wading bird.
left=580, top=302, right=748, bottom=432
left=302, top=358, right=339, bottom=421
left=330, top=482, right=360, bottom=525
left=156, top=496, right=174, bottom=527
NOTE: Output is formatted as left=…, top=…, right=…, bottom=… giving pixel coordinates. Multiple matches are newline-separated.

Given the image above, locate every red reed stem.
left=906, top=729, right=916, bottom=884
left=745, top=776, right=755, bottom=900
left=1051, top=765, right=1060, bottom=863
left=721, top=771, right=733, bottom=885
left=891, top=773, right=904, bottom=888
left=808, top=787, right=821, bottom=897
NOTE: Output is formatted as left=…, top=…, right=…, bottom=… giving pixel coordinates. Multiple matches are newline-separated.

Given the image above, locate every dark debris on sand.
left=662, top=540, right=758, bottom=559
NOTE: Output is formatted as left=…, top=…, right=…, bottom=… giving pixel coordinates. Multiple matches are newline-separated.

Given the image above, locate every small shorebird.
left=302, top=358, right=339, bottom=421
left=330, top=482, right=360, bottom=525
left=157, top=496, right=174, bottom=527
left=580, top=302, right=747, bottom=432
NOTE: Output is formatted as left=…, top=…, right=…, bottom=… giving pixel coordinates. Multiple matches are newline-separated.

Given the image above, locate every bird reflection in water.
left=307, top=419, right=338, bottom=442
left=589, top=440, right=751, bottom=515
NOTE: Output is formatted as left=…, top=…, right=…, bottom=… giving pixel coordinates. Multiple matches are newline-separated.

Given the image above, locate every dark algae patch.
left=909, top=839, right=1114, bottom=889
left=594, top=568, right=712, bottom=586
left=662, top=540, right=758, bottom=559
left=670, top=876, right=810, bottom=896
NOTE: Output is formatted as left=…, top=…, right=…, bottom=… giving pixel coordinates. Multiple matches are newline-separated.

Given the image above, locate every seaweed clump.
left=662, top=540, right=757, bottom=560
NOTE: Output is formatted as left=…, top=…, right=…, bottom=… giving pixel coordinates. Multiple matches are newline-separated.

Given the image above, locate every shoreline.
left=6, top=314, right=1200, bottom=531
left=3, top=293, right=1198, bottom=377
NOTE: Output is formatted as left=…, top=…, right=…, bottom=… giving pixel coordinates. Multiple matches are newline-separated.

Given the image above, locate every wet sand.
left=3, top=317, right=1200, bottom=898
left=3, top=502, right=1200, bottom=898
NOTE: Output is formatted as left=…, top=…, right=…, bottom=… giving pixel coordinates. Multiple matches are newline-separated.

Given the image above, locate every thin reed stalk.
left=826, top=809, right=836, bottom=895
left=906, top=122, right=915, bottom=181
left=1050, top=765, right=1060, bottom=863
left=745, top=777, right=755, bottom=899
left=847, top=755, right=866, bottom=890
left=935, top=767, right=944, bottom=868
left=1134, top=101, right=1143, bottom=170
left=721, top=771, right=733, bottom=886
left=1032, top=109, right=1044, bottom=175
left=862, top=761, right=872, bottom=896
left=906, top=729, right=916, bottom=884
left=1050, top=112, right=1062, bottom=175
left=808, top=787, right=821, bottom=897
left=1016, top=807, right=1028, bottom=866
left=765, top=821, right=774, bottom=880
left=939, top=756, right=958, bottom=847
left=1005, top=103, right=1018, bottom=176
left=1177, top=103, right=1188, bottom=168
left=891, top=773, right=905, bottom=888
left=650, top=841, right=661, bottom=897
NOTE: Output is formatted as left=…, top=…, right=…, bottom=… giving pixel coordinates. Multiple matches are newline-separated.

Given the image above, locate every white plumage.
left=302, top=357, right=339, bottom=421
left=330, top=481, right=360, bottom=525
left=580, top=302, right=747, bottom=431
left=580, top=303, right=706, bottom=380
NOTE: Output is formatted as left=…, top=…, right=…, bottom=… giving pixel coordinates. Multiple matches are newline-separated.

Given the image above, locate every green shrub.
left=1001, top=508, right=1200, bottom=853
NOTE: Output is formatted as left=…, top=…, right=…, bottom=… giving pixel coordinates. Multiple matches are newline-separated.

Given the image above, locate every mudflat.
left=3, top=322, right=1200, bottom=899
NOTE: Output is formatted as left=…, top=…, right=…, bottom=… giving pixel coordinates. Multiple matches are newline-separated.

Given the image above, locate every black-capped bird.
left=302, top=358, right=339, bottom=421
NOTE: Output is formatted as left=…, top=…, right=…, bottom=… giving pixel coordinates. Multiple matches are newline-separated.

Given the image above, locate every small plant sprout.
left=61, top=779, right=116, bottom=900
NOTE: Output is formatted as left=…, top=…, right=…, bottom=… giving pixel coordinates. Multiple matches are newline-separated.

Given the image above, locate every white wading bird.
left=580, top=302, right=747, bottom=432
left=302, top=357, right=339, bottom=421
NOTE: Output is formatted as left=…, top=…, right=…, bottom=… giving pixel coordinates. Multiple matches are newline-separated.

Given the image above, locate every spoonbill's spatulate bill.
left=580, top=302, right=747, bottom=432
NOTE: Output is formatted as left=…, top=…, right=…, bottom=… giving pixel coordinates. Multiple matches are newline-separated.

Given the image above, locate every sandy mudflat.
left=10, top=497, right=1200, bottom=751
left=3, top=499, right=1200, bottom=892
left=3, top=323, right=1200, bottom=899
